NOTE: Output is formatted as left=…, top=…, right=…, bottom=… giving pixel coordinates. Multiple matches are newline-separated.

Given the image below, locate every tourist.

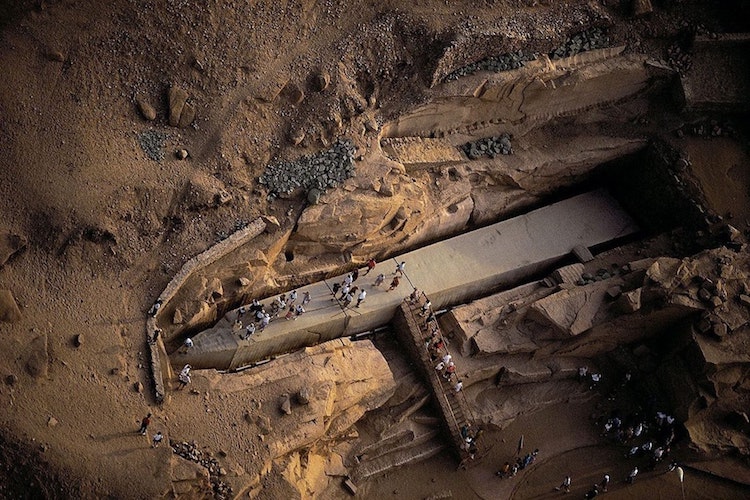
left=627, top=467, right=638, bottom=484
left=288, top=290, right=297, bottom=307
left=177, top=364, right=191, bottom=390
left=584, top=485, right=599, bottom=499
left=339, top=283, right=351, bottom=300
left=387, top=276, right=400, bottom=291
left=420, top=299, right=432, bottom=316
left=232, top=319, right=242, bottom=332
left=241, top=323, right=255, bottom=339
left=285, top=307, right=295, bottom=320
left=435, top=361, right=445, bottom=372
left=352, top=268, right=359, bottom=282
left=302, top=291, right=311, bottom=305
left=343, top=273, right=354, bottom=287
left=578, top=366, right=588, bottom=382
left=510, top=463, right=518, bottom=476
left=270, top=301, right=281, bottom=318
left=138, top=413, right=151, bottom=435
left=149, top=328, right=161, bottom=345
left=555, top=475, right=571, bottom=493
left=600, top=473, right=610, bottom=492
left=496, top=461, right=510, bottom=477
left=259, top=313, right=270, bottom=331
left=152, top=431, right=163, bottom=448
left=364, top=258, right=376, bottom=275
left=148, top=299, right=162, bottom=317
left=274, top=295, right=285, bottom=311
left=342, top=292, right=353, bottom=308
left=589, top=372, right=601, bottom=390
left=444, top=362, right=456, bottom=379
left=255, top=307, right=266, bottom=321
left=294, top=304, right=305, bottom=319
left=331, top=282, right=341, bottom=299
left=250, top=298, right=263, bottom=312
left=356, top=289, right=366, bottom=307
left=394, top=261, right=406, bottom=276
left=237, top=306, right=247, bottom=320
left=373, top=273, right=385, bottom=287
left=183, top=337, right=194, bottom=351
left=442, top=353, right=452, bottom=365
left=409, top=288, right=420, bottom=304
left=633, top=423, right=643, bottom=437
left=454, top=379, right=463, bottom=392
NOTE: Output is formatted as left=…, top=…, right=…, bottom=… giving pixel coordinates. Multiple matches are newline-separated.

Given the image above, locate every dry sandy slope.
left=0, top=1, right=567, bottom=495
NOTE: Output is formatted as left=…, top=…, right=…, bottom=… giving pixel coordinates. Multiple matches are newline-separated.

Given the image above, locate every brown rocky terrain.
left=1, top=0, right=750, bottom=498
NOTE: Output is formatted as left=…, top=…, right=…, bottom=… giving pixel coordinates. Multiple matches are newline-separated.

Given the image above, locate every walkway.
left=177, top=189, right=638, bottom=370
left=393, top=297, right=475, bottom=461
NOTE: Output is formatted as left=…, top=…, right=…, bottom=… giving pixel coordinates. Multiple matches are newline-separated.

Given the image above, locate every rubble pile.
left=462, top=134, right=513, bottom=159
left=443, top=50, right=532, bottom=82
left=259, top=139, right=356, bottom=199
left=550, top=28, right=609, bottom=59
left=172, top=441, right=232, bottom=499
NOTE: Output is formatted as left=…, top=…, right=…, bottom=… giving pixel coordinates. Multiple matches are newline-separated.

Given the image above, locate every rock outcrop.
left=171, top=338, right=396, bottom=497
left=442, top=244, right=750, bottom=456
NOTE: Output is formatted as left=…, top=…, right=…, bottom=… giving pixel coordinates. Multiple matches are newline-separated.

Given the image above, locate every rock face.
left=180, top=338, right=395, bottom=496
left=444, top=244, right=750, bottom=456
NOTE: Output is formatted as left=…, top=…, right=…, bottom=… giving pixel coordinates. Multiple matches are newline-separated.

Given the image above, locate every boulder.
left=74, top=334, right=84, bottom=347
left=25, top=334, right=48, bottom=379
left=168, top=85, right=195, bottom=128
left=297, top=387, right=311, bottom=405
left=310, top=71, right=330, bottom=92
left=0, top=290, right=21, bottom=322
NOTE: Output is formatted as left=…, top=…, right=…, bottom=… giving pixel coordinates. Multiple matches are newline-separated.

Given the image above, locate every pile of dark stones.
left=667, top=42, right=692, bottom=74
left=259, top=139, right=356, bottom=200
left=550, top=28, right=609, bottom=59
left=462, top=134, right=513, bottom=159
left=138, top=129, right=169, bottom=161
left=444, top=50, right=533, bottom=82
left=172, top=440, right=232, bottom=499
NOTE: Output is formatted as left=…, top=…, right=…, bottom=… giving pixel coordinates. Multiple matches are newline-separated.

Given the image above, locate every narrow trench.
left=168, top=140, right=706, bottom=371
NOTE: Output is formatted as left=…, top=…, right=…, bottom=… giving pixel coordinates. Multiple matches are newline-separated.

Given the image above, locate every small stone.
left=136, top=97, right=157, bottom=121
left=47, top=416, right=58, bottom=428
left=74, top=334, right=84, bottom=347
left=311, top=71, right=330, bottom=92
left=297, top=387, right=311, bottom=405
left=110, top=367, right=120, bottom=375
left=134, top=381, right=144, bottom=393
left=45, top=50, right=65, bottom=62
left=219, top=467, right=227, bottom=476
left=280, top=393, right=292, bottom=415
left=238, top=277, right=251, bottom=287
left=291, top=129, right=305, bottom=146
left=696, top=318, right=712, bottom=334
left=5, top=373, right=18, bottom=386
left=176, top=149, right=189, bottom=160
left=307, top=188, right=322, bottom=205
left=606, top=286, right=622, bottom=299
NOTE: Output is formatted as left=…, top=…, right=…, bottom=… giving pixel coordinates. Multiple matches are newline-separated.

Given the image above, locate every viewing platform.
left=176, top=189, right=638, bottom=371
